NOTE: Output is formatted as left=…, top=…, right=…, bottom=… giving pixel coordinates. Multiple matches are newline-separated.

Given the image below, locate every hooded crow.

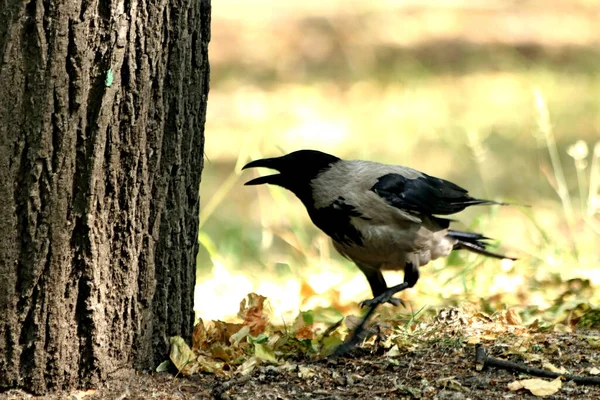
left=243, top=149, right=514, bottom=308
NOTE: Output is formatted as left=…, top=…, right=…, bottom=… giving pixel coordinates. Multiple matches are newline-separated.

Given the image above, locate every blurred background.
left=196, top=0, right=600, bottom=326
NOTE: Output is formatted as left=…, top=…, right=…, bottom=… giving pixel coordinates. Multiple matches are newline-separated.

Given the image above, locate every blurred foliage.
left=196, top=0, right=600, bottom=324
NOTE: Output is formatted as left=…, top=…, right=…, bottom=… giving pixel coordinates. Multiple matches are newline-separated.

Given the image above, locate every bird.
left=243, top=149, right=515, bottom=309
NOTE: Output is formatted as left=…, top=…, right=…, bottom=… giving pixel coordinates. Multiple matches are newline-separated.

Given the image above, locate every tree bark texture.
left=0, top=0, right=210, bottom=393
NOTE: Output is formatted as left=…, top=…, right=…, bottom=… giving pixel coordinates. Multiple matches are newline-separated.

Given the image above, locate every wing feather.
left=371, top=173, right=498, bottom=215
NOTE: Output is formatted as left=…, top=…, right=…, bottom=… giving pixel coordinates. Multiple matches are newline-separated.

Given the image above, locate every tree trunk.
left=0, top=0, right=210, bottom=393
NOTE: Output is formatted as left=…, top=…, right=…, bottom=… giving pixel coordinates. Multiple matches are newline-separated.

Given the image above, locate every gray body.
left=311, top=160, right=456, bottom=270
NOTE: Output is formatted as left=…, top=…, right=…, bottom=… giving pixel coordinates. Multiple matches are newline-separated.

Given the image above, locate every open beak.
left=242, top=157, right=283, bottom=186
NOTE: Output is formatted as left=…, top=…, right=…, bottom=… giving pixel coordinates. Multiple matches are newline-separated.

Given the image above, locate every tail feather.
left=447, top=229, right=516, bottom=261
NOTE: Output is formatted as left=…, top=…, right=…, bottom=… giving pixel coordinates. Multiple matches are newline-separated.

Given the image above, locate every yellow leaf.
left=237, top=356, right=259, bottom=376
left=505, top=309, right=523, bottom=325
left=299, top=366, right=316, bottom=379
left=385, top=345, right=401, bottom=357
left=542, top=362, right=568, bottom=374
left=320, top=335, right=343, bottom=357
left=552, top=324, right=573, bottom=333
left=169, top=336, right=196, bottom=374
left=466, top=336, right=480, bottom=345
left=195, top=354, right=226, bottom=375
left=70, top=390, right=96, bottom=400
left=481, top=334, right=498, bottom=341
left=507, top=380, right=524, bottom=391
left=508, top=378, right=562, bottom=397
left=254, top=342, right=277, bottom=363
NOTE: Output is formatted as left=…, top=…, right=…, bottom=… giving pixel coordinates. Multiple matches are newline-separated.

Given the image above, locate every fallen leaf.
left=466, top=336, right=480, bottom=345
left=542, top=362, right=568, bottom=374
left=230, top=325, right=250, bottom=345
left=238, top=293, right=269, bottom=335
left=385, top=344, right=401, bottom=357
left=70, top=390, right=96, bottom=400
left=237, top=356, right=259, bottom=376
left=590, top=367, right=600, bottom=375
left=156, top=360, right=171, bottom=372
left=169, top=336, right=196, bottom=375
left=552, top=324, right=573, bottom=333
left=319, top=335, right=343, bottom=357
left=298, top=365, right=316, bottom=379
left=505, top=309, right=524, bottom=325
left=254, top=342, right=277, bottom=363
left=296, top=324, right=315, bottom=340
left=209, top=320, right=245, bottom=344
left=210, top=343, right=237, bottom=362
left=195, top=354, right=226, bottom=375
left=192, top=319, right=208, bottom=351
left=508, top=377, right=562, bottom=397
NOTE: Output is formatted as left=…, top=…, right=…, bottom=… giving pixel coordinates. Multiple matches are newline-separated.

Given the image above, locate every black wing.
left=371, top=173, right=496, bottom=215
left=308, top=196, right=371, bottom=247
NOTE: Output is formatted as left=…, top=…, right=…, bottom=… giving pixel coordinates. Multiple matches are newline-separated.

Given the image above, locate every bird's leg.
left=332, top=304, right=379, bottom=357
left=358, top=264, right=404, bottom=307
left=360, top=262, right=419, bottom=308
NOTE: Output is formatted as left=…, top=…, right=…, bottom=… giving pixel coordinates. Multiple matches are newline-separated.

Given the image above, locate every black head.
left=242, top=150, right=341, bottom=200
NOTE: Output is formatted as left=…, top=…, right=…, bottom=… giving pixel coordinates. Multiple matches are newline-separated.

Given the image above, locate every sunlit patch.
left=234, top=86, right=269, bottom=121
left=282, top=119, right=349, bottom=150
left=306, top=268, right=344, bottom=294
left=254, top=279, right=302, bottom=322
left=490, top=274, right=524, bottom=294
left=576, top=268, right=600, bottom=286
left=500, top=258, right=514, bottom=272
left=195, top=262, right=254, bottom=321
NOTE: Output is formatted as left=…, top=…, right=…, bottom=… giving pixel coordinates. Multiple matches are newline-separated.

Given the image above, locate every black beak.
left=242, top=157, right=283, bottom=186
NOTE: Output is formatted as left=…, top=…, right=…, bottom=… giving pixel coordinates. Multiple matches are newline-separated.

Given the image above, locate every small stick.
left=475, top=344, right=600, bottom=385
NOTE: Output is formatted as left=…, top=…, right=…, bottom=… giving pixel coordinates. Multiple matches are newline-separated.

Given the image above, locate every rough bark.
left=0, top=0, right=210, bottom=393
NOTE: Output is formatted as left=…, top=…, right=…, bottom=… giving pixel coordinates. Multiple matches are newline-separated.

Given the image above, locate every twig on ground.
left=475, top=344, right=600, bottom=385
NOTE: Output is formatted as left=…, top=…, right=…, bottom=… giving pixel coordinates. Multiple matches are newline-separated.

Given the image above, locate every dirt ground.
left=3, top=330, right=600, bottom=400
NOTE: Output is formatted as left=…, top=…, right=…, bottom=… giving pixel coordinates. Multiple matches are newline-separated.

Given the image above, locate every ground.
left=3, top=328, right=599, bottom=400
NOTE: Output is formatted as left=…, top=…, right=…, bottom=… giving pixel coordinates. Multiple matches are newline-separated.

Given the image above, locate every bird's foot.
left=359, top=282, right=410, bottom=308
left=360, top=294, right=405, bottom=308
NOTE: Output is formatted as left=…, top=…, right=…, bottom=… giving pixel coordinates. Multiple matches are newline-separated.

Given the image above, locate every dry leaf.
left=192, top=319, right=208, bottom=351
left=505, top=309, right=523, bottom=325
left=466, top=336, right=480, bottom=345
left=385, top=345, right=401, bottom=357
left=70, top=390, right=96, bottom=400
left=298, top=366, right=316, bottom=379
left=209, top=320, right=245, bottom=344
left=169, top=336, right=197, bottom=375
left=590, top=367, right=600, bottom=375
left=238, top=293, right=269, bottom=335
left=254, top=342, right=277, bottom=363
left=237, top=356, right=259, bottom=376
left=508, top=377, right=562, bottom=397
left=542, top=362, right=568, bottom=374
left=296, top=325, right=315, bottom=340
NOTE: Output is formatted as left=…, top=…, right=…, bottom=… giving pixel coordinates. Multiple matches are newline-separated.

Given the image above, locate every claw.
left=359, top=294, right=405, bottom=308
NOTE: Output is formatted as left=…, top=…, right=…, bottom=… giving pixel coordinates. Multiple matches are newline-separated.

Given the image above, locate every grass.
left=196, top=2, right=600, bottom=324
